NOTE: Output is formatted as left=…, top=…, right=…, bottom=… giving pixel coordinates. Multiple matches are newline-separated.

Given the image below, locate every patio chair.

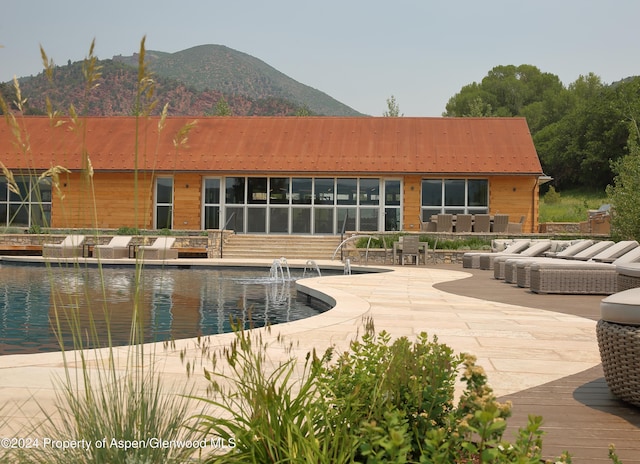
left=42, top=234, right=86, bottom=258
left=479, top=240, right=551, bottom=270
left=137, top=237, right=178, bottom=260
left=473, top=214, right=491, bottom=233
left=94, top=235, right=133, bottom=259
left=455, top=214, right=472, bottom=233
left=498, top=239, right=595, bottom=283
left=399, top=235, right=420, bottom=265
left=512, top=244, right=640, bottom=288
left=530, top=245, right=640, bottom=295
left=436, top=214, right=453, bottom=233
left=462, top=239, right=530, bottom=269
left=492, top=214, right=509, bottom=233
left=507, top=215, right=525, bottom=234
left=597, top=287, right=640, bottom=406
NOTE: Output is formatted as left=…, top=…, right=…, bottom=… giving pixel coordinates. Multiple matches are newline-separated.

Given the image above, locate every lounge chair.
left=497, top=239, right=595, bottom=282
left=42, top=234, right=86, bottom=258
left=462, top=239, right=530, bottom=269
left=513, top=242, right=640, bottom=288
left=94, top=235, right=133, bottom=259
left=137, top=237, right=178, bottom=260
left=530, top=245, right=640, bottom=295
left=492, top=214, right=509, bottom=233
left=479, top=240, right=551, bottom=270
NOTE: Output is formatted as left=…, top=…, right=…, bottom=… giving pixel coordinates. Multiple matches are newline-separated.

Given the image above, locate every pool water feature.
left=0, top=264, right=330, bottom=356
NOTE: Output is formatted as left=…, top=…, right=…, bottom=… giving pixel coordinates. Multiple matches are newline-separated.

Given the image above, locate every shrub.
left=544, top=185, right=561, bottom=204
left=195, top=321, right=575, bottom=463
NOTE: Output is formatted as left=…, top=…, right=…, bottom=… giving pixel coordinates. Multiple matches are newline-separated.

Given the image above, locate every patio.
left=0, top=257, right=637, bottom=462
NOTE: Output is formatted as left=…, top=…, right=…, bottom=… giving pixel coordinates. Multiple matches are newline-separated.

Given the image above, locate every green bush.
left=543, top=185, right=561, bottom=204
left=194, top=322, right=575, bottom=463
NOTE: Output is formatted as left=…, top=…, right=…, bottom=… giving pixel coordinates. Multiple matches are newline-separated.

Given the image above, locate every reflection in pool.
left=0, top=264, right=330, bottom=356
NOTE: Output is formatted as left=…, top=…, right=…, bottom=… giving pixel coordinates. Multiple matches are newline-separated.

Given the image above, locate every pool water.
left=0, top=264, right=328, bottom=356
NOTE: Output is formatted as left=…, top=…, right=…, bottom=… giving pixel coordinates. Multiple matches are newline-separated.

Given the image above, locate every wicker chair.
left=597, top=288, right=640, bottom=406
left=479, top=240, right=551, bottom=271
left=528, top=244, right=640, bottom=294
left=462, top=239, right=530, bottom=269
left=94, top=235, right=133, bottom=259
left=42, top=235, right=86, bottom=258
left=473, top=214, right=491, bottom=233
left=137, top=237, right=178, bottom=260
left=455, top=214, right=472, bottom=233
left=492, top=214, right=509, bottom=233
left=436, top=214, right=453, bottom=233
left=399, top=235, right=420, bottom=265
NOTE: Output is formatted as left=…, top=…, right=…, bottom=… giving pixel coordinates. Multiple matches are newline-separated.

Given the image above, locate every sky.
left=2, top=0, right=640, bottom=117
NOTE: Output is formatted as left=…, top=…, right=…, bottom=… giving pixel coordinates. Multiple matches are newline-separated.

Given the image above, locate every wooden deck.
left=434, top=264, right=640, bottom=463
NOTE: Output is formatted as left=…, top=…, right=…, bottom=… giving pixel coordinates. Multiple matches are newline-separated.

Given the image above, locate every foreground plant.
left=193, top=320, right=581, bottom=463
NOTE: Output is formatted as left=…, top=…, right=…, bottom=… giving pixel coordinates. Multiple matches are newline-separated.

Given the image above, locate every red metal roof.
left=0, top=116, right=543, bottom=175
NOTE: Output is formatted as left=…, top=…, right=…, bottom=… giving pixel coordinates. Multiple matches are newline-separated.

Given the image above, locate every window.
left=155, top=177, right=173, bottom=229
left=203, top=178, right=220, bottom=229
left=212, top=176, right=394, bottom=234
left=421, top=179, right=488, bottom=220
left=0, top=176, right=52, bottom=228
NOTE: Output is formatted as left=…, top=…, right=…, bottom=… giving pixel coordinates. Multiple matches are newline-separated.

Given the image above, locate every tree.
left=215, top=96, right=232, bottom=116
left=383, top=95, right=402, bottom=117
left=607, top=145, right=640, bottom=240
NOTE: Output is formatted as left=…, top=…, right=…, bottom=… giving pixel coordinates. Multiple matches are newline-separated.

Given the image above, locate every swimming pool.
left=0, top=264, right=331, bottom=356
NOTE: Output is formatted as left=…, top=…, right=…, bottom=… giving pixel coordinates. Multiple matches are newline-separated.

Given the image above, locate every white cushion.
left=601, top=288, right=640, bottom=326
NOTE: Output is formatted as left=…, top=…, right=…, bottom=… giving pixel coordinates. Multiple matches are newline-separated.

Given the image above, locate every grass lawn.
left=539, top=188, right=608, bottom=223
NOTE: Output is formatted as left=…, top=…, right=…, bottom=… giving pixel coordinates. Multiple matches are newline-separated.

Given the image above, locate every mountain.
left=1, top=45, right=363, bottom=117
left=6, top=60, right=302, bottom=117
left=113, top=44, right=363, bottom=116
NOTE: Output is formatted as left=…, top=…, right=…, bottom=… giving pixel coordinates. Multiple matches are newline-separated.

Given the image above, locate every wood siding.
left=49, top=173, right=540, bottom=233
left=51, top=172, right=154, bottom=229
left=489, top=176, right=539, bottom=233
left=403, top=176, right=422, bottom=231
left=173, top=173, right=202, bottom=230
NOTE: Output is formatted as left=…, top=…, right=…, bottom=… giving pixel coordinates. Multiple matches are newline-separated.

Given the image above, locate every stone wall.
left=343, top=248, right=471, bottom=265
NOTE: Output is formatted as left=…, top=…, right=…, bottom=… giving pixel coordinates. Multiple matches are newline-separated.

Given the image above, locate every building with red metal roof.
left=0, top=116, right=544, bottom=234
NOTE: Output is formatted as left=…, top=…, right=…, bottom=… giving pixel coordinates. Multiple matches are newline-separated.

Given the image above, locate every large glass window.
left=421, top=179, right=488, bottom=220
left=291, top=178, right=312, bottom=205
left=225, top=177, right=245, bottom=204
left=203, top=178, right=220, bottom=229
left=0, top=176, right=51, bottom=228
left=155, top=177, right=173, bottom=229
left=210, top=176, right=394, bottom=234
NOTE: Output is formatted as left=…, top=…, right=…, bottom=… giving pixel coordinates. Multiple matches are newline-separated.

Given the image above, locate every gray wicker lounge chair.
left=513, top=243, right=640, bottom=288
left=462, top=239, right=530, bottom=269
left=94, top=235, right=133, bottom=259
left=42, top=235, right=86, bottom=258
left=137, top=237, right=178, bottom=260
left=479, top=240, right=551, bottom=270
left=496, top=239, right=594, bottom=281
left=530, top=246, right=640, bottom=295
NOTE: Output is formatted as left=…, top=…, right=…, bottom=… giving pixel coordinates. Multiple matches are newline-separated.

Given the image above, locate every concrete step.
left=221, top=235, right=341, bottom=260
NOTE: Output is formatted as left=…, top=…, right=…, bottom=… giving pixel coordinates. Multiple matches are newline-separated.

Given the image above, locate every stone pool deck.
left=0, top=256, right=637, bottom=462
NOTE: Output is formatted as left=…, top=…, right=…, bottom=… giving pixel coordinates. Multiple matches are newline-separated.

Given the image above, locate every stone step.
left=220, top=235, right=341, bottom=260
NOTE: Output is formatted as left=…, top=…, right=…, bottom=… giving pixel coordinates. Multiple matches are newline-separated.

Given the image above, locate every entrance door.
left=383, top=179, right=401, bottom=231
